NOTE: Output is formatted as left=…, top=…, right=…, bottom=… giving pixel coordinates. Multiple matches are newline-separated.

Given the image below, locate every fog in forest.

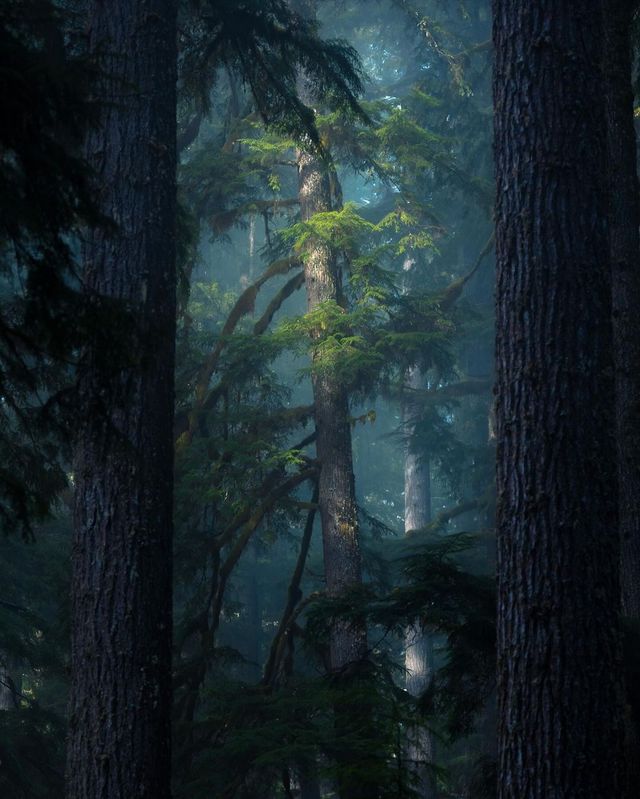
left=1, top=2, right=638, bottom=798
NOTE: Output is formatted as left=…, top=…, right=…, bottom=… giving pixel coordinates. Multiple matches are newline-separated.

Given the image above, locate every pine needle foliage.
left=180, top=0, right=368, bottom=150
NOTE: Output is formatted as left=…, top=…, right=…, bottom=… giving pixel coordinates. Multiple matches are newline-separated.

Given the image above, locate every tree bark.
left=293, top=8, right=368, bottom=797
left=296, top=104, right=366, bottom=676
left=493, top=3, right=624, bottom=797
left=403, top=366, right=436, bottom=799
left=66, top=2, right=176, bottom=798
left=605, top=0, right=640, bottom=621
left=604, top=5, right=640, bottom=795
left=0, top=654, right=18, bottom=710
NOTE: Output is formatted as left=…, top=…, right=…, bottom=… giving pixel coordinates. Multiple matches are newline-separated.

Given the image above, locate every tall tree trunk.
left=293, top=9, right=367, bottom=798
left=66, top=2, right=176, bottom=798
left=295, top=81, right=366, bottom=677
left=403, top=366, right=436, bottom=799
left=493, top=3, right=624, bottom=798
left=604, top=5, right=640, bottom=795
left=605, top=0, right=640, bottom=621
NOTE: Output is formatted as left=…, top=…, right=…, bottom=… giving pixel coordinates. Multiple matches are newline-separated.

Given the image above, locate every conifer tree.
left=493, top=3, right=624, bottom=796
left=605, top=0, right=640, bottom=621
left=66, top=2, right=177, bottom=797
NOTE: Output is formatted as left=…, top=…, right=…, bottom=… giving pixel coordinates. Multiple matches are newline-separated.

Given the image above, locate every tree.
left=296, top=133, right=368, bottom=674
left=493, top=3, right=624, bottom=797
left=604, top=4, right=640, bottom=793
left=66, top=2, right=177, bottom=797
left=605, top=0, right=640, bottom=621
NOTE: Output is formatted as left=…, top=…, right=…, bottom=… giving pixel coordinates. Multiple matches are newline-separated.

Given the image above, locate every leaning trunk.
left=66, top=3, right=176, bottom=798
left=493, top=2, right=624, bottom=797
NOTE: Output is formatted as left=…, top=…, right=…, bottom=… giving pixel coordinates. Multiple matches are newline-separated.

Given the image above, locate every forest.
left=1, top=1, right=638, bottom=797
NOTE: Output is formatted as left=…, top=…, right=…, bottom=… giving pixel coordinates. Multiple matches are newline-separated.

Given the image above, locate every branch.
left=193, top=256, right=301, bottom=406
left=178, top=110, right=204, bottom=153
left=253, top=271, right=305, bottom=334
left=210, top=468, right=319, bottom=636
left=210, top=198, right=299, bottom=236
left=263, top=482, right=319, bottom=687
left=406, top=499, right=481, bottom=538
left=439, top=233, right=494, bottom=311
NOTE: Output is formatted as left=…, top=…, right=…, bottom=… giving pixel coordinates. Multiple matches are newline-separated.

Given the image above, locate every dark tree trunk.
left=604, top=5, right=640, bottom=795
left=605, top=0, right=640, bottom=621
left=66, top=2, right=176, bottom=798
left=0, top=654, right=18, bottom=710
left=493, top=3, right=624, bottom=798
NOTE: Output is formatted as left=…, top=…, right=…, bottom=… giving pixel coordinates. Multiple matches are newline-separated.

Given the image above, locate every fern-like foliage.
left=180, top=0, right=368, bottom=149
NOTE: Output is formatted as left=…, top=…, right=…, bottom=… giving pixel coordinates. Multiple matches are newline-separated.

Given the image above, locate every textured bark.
left=493, top=3, right=624, bottom=798
left=403, top=366, right=436, bottom=799
left=604, top=6, right=640, bottom=795
left=294, top=9, right=367, bottom=795
left=66, top=2, right=176, bottom=798
left=605, top=0, right=640, bottom=621
left=0, top=654, right=18, bottom=710
left=296, top=138, right=366, bottom=675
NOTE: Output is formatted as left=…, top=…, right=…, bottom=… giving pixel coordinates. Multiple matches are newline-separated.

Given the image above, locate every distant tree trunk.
left=493, top=3, right=624, bottom=798
left=605, top=0, right=640, bottom=621
left=403, top=366, right=436, bottom=799
left=66, top=2, right=176, bottom=798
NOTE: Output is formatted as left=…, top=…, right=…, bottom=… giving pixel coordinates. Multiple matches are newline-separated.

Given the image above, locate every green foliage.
left=176, top=655, right=432, bottom=798
left=1, top=3, right=500, bottom=799
left=180, top=0, right=367, bottom=150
